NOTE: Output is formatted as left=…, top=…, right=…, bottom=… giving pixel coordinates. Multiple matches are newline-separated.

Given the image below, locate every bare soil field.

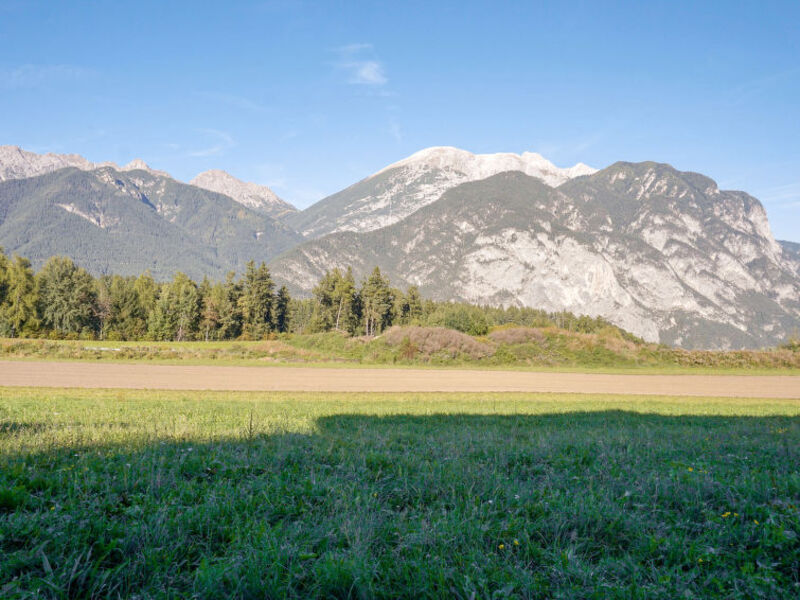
left=1, top=360, right=798, bottom=397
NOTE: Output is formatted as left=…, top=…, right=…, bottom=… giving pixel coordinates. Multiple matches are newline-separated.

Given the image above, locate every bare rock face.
left=190, top=169, right=297, bottom=220
left=287, top=146, right=597, bottom=238
left=273, top=164, right=800, bottom=349
left=0, top=145, right=170, bottom=181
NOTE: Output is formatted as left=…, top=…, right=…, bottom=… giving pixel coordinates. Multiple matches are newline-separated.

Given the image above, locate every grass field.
left=1, top=388, right=799, bottom=598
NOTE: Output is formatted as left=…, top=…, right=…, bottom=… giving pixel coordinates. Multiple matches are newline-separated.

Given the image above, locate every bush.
left=488, top=327, right=545, bottom=345
left=383, top=326, right=494, bottom=360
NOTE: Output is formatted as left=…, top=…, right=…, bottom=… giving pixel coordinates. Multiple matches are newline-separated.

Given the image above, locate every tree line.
left=0, top=249, right=632, bottom=341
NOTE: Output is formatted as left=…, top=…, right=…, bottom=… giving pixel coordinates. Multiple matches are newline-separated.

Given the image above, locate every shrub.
left=383, top=326, right=494, bottom=360
left=488, top=327, right=545, bottom=345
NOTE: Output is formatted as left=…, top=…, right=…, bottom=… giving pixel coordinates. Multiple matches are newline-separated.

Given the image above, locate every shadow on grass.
left=1, top=411, right=799, bottom=599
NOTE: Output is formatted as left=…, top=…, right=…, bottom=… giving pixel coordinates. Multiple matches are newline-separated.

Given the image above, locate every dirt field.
left=1, top=360, right=798, bottom=397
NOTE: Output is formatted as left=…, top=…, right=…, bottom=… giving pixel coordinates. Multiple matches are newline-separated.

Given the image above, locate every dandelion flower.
left=698, top=558, right=703, bottom=563
left=498, top=544, right=505, bottom=550
left=688, top=467, right=693, bottom=472
left=721, top=512, right=731, bottom=518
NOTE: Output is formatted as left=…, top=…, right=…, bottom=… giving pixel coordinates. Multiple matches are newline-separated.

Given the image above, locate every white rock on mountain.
left=287, top=146, right=597, bottom=237
left=272, top=164, right=800, bottom=349
left=0, top=145, right=171, bottom=181
left=190, top=169, right=297, bottom=219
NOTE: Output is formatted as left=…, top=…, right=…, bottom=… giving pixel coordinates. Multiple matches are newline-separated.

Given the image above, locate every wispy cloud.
left=1, top=64, right=95, bottom=89
left=197, top=91, right=272, bottom=113
left=726, top=67, right=800, bottom=107
left=761, top=182, right=800, bottom=202
left=333, top=43, right=388, bottom=86
left=188, top=129, right=235, bottom=157
left=388, top=118, right=403, bottom=143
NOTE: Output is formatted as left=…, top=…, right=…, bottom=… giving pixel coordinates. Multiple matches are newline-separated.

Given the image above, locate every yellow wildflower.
left=722, top=512, right=731, bottom=518
left=754, top=520, right=759, bottom=525
left=513, top=539, right=520, bottom=546
left=688, top=467, right=693, bottom=472
left=498, top=544, right=505, bottom=550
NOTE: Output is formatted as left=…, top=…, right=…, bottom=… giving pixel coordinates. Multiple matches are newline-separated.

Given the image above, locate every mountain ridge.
left=0, top=166, right=302, bottom=279
left=271, top=165, right=800, bottom=349
left=286, top=146, right=597, bottom=238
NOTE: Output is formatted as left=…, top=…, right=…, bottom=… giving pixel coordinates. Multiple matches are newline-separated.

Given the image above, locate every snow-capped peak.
left=375, top=146, right=597, bottom=187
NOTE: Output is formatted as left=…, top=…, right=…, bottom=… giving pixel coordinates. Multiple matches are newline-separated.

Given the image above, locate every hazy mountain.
left=287, top=146, right=597, bottom=238
left=271, top=165, right=800, bottom=349
left=0, top=166, right=302, bottom=280
left=190, top=169, right=297, bottom=219
left=0, top=145, right=170, bottom=181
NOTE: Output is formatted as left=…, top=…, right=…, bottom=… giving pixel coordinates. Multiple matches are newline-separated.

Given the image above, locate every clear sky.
left=1, top=1, right=798, bottom=241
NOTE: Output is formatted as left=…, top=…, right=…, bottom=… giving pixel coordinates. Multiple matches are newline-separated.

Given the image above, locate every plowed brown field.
left=1, top=361, right=799, bottom=397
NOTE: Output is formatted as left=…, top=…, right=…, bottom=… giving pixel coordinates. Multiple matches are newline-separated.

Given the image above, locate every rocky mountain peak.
left=288, top=146, right=598, bottom=238
left=190, top=169, right=297, bottom=219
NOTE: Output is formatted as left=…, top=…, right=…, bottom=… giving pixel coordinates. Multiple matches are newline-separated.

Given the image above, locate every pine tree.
left=147, top=273, right=199, bottom=341
left=0, top=248, right=9, bottom=309
left=238, top=261, right=274, bottom=339
left=273, top=285, right=291, bottom=333
left=107, top=276, right=148, bottom=340
left=220, top=272, right=243, bottom=339
left=360, top=267, right=394, bottom=336
left=402, top=286, right=424, bottom=324
left=36, top=256, right=97, bottom=335
left=311, top=268, right=359, bottom=333
left=1, top=255, right=39, bottom=337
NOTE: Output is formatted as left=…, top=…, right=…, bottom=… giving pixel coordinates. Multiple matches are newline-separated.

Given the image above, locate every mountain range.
left=0, top=144, right=797, bottom=349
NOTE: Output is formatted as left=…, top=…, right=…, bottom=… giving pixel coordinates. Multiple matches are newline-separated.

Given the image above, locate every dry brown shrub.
left=384, top=326, right=495, bottom=359
left=487, top=327, right=545, bottom=345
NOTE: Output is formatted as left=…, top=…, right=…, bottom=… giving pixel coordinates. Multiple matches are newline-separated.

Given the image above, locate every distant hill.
left=271, top=165, right=800, bottom=349
left=0, top=166, right=302, bottom=280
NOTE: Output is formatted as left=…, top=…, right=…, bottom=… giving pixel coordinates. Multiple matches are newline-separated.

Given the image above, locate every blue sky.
left=1, top=0, right=798, bottom=240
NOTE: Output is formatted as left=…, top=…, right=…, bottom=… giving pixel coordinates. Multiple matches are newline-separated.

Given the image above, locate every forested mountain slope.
left=0, top=167, right=302, bottom=279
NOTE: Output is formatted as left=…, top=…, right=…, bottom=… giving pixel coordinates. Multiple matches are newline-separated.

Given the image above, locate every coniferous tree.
left=0, top=249, right=9, bottom=309
left=219, top=272, right=243, bottom=339
left=134, top=271, right=158, bottom=319
left=1, top=255, right=39, bottom=337
left=311, top=268, right=359, bottom=333
left=36, top=256, right=97, bottom=335
left=238, top=261, right=274, bottom=339
left=200, top=274, right=240, bottom=340
left=360, top=267, right=393, bottom=336
left=107, top=276, right=148, bottom=340
left=147, top=273, right=199, bottom=341
left=401, top=285, right=424, bottom=324
left=273, top=285, right=291, bottom=333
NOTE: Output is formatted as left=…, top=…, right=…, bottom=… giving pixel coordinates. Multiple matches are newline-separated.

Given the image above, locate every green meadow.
left=1, top=389, right=799, bottom=598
